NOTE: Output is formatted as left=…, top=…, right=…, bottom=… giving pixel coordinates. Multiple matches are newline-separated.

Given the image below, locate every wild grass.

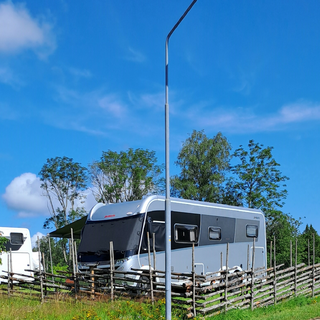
left=0, top=293, right=186, bottom=320
left=207, top=295, right=320, bottom=320
left=0, top=292, right=320, bottom=319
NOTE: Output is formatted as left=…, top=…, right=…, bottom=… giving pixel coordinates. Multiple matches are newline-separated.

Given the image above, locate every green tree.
left=231, top=140, right=300, bottom=266
left=0, top=236, right=8, bottom=264
left=231, top=140, right=289, bottom=216
left=39, top=156, right=88, bottom=230
left=297, top=224, right=320, bottom=265
left=33, top=236, right=70, bottom=270
left=268, top=214, right=300, bottom=267
left=90, top=148, right=164, bottom=203
left=171, top=130, right=232, bottom=203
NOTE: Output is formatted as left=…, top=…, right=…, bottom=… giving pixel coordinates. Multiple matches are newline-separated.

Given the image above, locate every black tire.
left=137, top=275, right=150, bottom=295
left=229, top=272, right=241, bottom=293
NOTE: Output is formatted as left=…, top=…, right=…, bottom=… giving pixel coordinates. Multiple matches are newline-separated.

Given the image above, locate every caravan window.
left=246, top=225, right=258, bottom=238
left=209, top=227, right=221, bottom=240
left=174, top=224, right=198, bottom=243
left=10, top=233, right=24, bottom=245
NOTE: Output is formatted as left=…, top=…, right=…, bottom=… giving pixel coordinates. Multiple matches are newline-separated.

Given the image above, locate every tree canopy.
left=37, top=132, right=314, bottom=270
left=171, top=130, right=231, bottom=203
left=230, top=140, right=301, bottom=266
left=39, top=156, right=88, bottom=230
left=90, top=148, right=164, bottom=203
left=232, top=140, right=288, bottom=213
left=0, top=236, right=8, bottom=264
left=297, top=224, right=320, bottom=265
left=231, top=140, right=289, bottom=225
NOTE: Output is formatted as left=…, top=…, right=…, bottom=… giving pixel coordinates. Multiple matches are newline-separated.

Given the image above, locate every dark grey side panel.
left=235, top=219, right=260, bottom=242
left=199, top=215, right=236, bottom=245
left=147, top=210, right=200, bottom=250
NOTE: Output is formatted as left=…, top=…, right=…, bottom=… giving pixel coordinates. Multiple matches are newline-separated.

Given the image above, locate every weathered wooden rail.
left=1, top=261, right=320, bottom=318
left=1, top=236, right=320, bottom=318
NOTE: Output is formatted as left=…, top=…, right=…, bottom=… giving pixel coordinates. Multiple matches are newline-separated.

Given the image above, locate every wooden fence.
left=2, top=261, right=320, bottom=318
left=1, top=236, right=320, bottom=318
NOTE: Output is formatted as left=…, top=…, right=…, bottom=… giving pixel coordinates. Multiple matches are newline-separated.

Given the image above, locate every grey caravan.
left=78, top=195, right=267, bottom=276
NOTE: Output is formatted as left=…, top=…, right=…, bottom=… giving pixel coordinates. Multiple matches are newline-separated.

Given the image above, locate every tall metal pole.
left=165, top=1, right=197, bottom=318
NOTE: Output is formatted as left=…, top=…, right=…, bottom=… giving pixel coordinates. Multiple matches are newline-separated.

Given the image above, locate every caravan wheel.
left=137, top=275, right=150, bottom=295
left=229, top=272, right=241, bottom=293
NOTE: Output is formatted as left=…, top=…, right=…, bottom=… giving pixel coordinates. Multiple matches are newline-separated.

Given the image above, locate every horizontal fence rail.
left=1, top=236, right=320, bottom=318
left=2, top=262, right=320, bottom=318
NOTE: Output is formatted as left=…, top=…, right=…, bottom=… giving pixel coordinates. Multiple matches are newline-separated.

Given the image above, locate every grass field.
left=0, top=293, right=319, bottom=319
left=208, top=295, right=320, bottom=320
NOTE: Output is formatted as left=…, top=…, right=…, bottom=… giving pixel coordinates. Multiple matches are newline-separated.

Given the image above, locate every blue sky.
left=1, top=0, right=320, bottom=244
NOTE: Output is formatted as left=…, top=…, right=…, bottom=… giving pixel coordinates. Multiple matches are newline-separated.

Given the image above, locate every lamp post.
left=164, top=1, right=198, bottom=319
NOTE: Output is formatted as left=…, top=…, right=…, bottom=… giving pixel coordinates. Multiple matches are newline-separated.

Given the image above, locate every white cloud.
left=138, top=92, right=164, bottom=110
left=2, top=173, right=48, bottom=217
left=98, top=94, right=127, bottom=118
left=31, top=232, right=46, bottom=247
left=0, top=2, right=55, bottom=57
left=55, top=87, right=128, bottom=119
left=280, top=102, right=320, bottom=123
left=2, top=172, right=97, bottom=219
left=186, top=101, right=320, bottom=133
left=47, top=86, right=131, bottom=134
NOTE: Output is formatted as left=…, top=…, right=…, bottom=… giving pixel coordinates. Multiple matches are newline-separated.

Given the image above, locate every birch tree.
left=39, top=156, right=88, bottom=229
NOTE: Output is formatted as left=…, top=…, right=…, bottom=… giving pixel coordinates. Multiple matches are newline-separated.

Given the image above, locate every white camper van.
left=77, top=196, right=267, bottom=277
left=0, top=227, right=36, bottom=283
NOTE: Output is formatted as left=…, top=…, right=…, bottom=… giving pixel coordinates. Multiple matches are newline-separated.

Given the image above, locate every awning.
left=49, top=215, right=87, bottom=239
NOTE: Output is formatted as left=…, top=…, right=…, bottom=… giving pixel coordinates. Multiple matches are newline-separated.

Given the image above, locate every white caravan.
left=0, top=227, right=37, bottom=283
left=77, top=196, right=267, bottom=277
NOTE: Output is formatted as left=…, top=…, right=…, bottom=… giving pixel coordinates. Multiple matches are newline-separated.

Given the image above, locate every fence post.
left=251, top=237, right=255, bottom=311
left=153, top=233, right=156, bottom=270
left=70, top=228, right=77, bottom=299
left=70, top=228, right=75, bottom=276
left=110, top=241, right=114, bottom=301
left=224, top=243, right=229, bottom=313
left=192, top=243, right=196, bottom=317
left=219, top=251, right=223, bottom=303
left=294, top=238, right=297, bottom=297
left=74, top=241, right=79, bottom=297
left=7, top=249, right=12, bottom=296
left=47, top=235, right=54, bottom=284
left=90, top=265, right=95, bottom=300
left=308, top=239, right=310, bottom=266
left=38, top=236, right=44, bottom=303
left=290, top=240, right=292, bottom=268
left=42, top=252, right=47, bottom=297
left=147, top=232, right=154, bottom=304
left=273, top=236, right=276, bottom=305
left=312, top=233, right=315, bottom=298
left=270, top=240, right=273, bottom=269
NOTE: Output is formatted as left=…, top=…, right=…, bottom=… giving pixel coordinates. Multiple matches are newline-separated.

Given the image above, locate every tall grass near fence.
left=1, top=233, right=320, bottom=318
left=2, top=253, right=320, bottom=318
left=211, top=295, right=320, bottom=320
left=0, top=293, right=187, bottom=320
